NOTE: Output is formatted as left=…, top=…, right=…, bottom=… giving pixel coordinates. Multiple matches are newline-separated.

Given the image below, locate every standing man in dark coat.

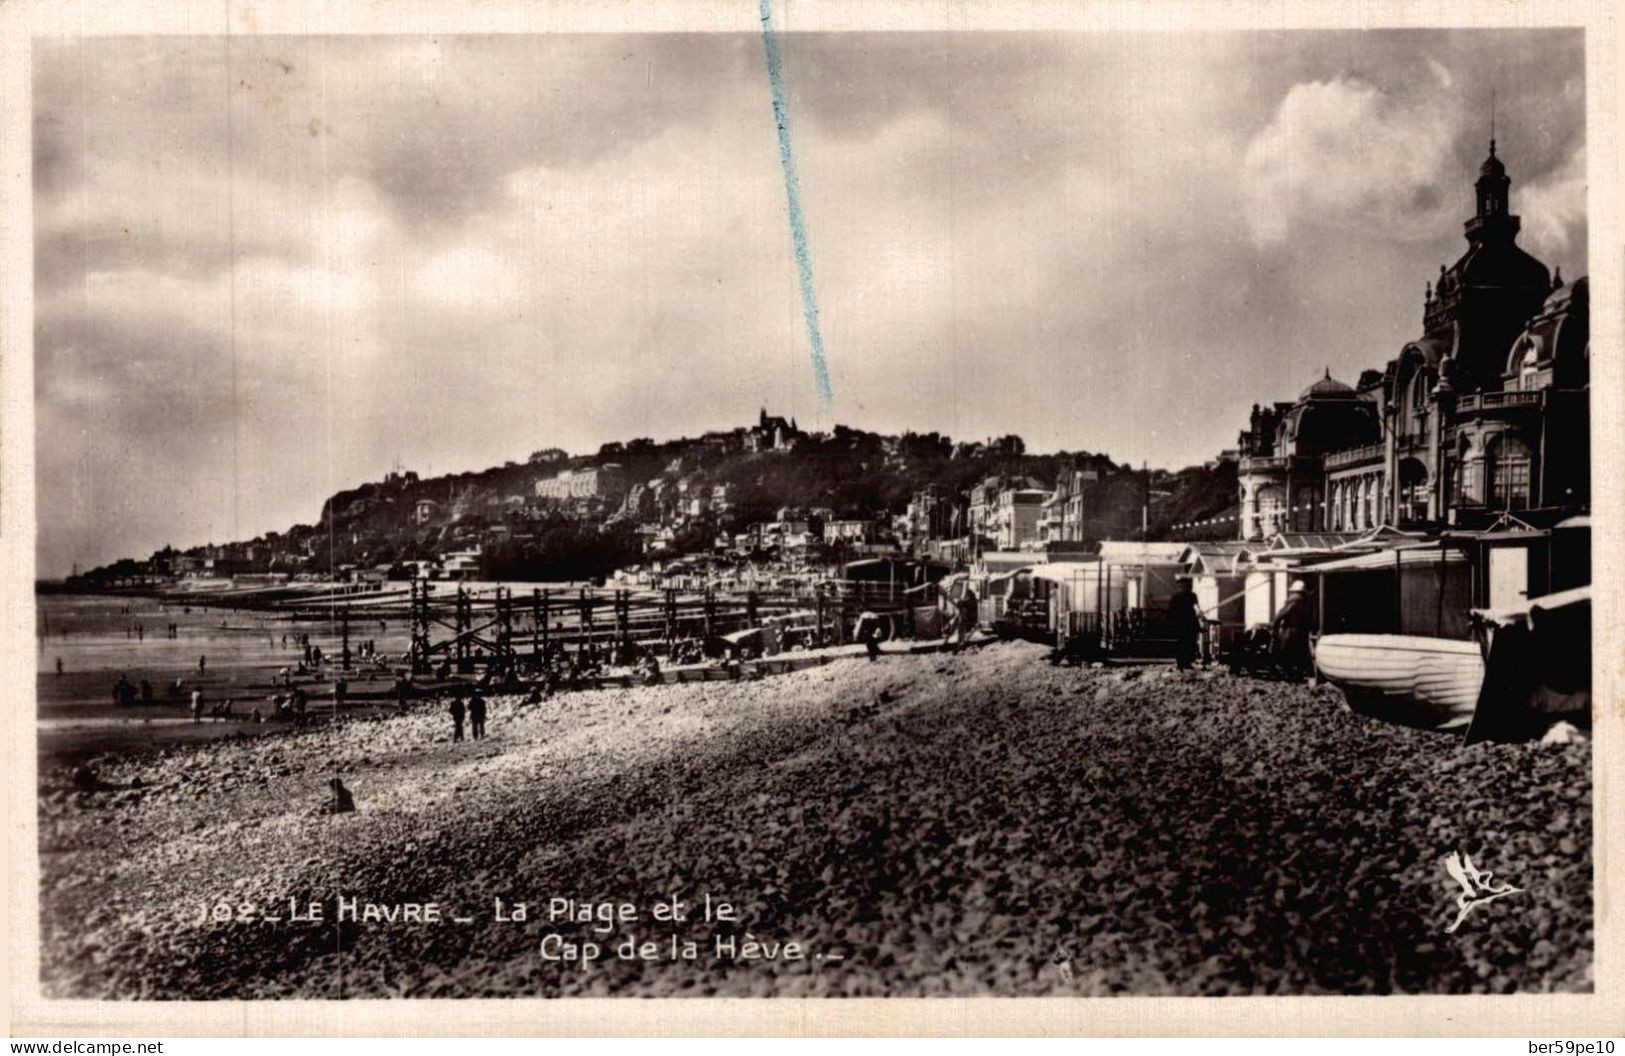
left=1272, top=580, right=1314, bottom=680
left=1167, top=577, right=1203, bottom=671
left=448, top=693, right=466, bottom=742
left=468, top=690, right=487, bottom=740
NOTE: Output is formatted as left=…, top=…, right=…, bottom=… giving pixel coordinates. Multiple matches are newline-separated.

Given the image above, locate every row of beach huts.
left=953, top=517, right=1590, bottom=740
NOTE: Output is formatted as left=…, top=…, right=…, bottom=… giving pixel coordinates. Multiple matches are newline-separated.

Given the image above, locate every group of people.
left=446, top=688, right=489, bottom=742
left=1166, top=575, right=1314, bottom=678
left=271, top=686, right=311, bottom=724
left=188, top=687, right=239, bottom=722
left=110, top=674, right=154, bottom=706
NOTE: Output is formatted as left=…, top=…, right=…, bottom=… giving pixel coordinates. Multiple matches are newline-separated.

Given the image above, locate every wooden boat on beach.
left=1312, top=633, right=1485, bottom=729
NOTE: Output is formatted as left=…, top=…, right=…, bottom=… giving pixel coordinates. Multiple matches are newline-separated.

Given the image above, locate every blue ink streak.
left=759, top=0, right=834, bottom=406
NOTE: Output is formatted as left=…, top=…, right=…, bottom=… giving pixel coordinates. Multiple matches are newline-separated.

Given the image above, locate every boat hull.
left=1314, top=634, right=1485, bottom=729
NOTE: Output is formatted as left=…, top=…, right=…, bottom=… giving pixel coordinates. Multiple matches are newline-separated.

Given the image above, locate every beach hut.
left=1444, top=513, right=1590, bottom=612
left=1550, top=515, right=1590, bottom=593
left=978, top=566, right=1030, bottom=630
left=1305, top=542, right=1474, bottom=638
left=1094, top=542, right=1185, bottom=613
left=1089, top=542, right=1189, bottom=655
left=1030, top=560, right=1124, bottom=647
left=1465, top=584, right=1591, bottom=743
left=1237, top=528, right=1414, bottom=630
left=1178, top=542, right=1256, bottom=653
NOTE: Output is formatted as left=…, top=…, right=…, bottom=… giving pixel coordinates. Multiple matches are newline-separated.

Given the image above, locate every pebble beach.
left=37, top=642, right=1591, bottom=998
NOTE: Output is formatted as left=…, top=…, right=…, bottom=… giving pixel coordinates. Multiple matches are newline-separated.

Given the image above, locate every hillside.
left=81, top=417, right=1240, bottom=583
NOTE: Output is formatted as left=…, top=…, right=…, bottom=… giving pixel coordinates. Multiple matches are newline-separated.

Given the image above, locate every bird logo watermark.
left=1442, top=851, right=1522, bottom=933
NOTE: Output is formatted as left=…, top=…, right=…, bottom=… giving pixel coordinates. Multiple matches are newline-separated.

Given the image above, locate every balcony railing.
left=1456, top=390, right=1543, bottom=415
left=1324, top=443, right=1385, bottom=470
left=1242, top=453, right=1336, bottom=474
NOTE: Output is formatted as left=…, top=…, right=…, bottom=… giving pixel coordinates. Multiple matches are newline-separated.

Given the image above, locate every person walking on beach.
left=55, top=657, right=63, bottom=677
left=448, top=693, right=466, bottom=742
left=856, top=611, right=884, bottom=662
left=469, top=690, right=487, bottom=740
left=1168, top=577, right=1203, bottom=672
left=198, top=654, right=207, bottom=675
left=190, top=688, right=204, bottom=723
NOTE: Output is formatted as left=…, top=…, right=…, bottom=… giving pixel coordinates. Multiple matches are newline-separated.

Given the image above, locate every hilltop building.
left=746, top=408, right=803, bottom=452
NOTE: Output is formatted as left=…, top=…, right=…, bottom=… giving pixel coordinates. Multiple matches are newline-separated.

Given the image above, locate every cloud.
left=31, top=31, right=1587, bottom=576
left=1518, top=144, right=1586, bottom=261
left=1242, top=76, right=1464, bottom=248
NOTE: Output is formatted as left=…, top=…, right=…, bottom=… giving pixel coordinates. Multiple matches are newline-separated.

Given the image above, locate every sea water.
left=34, top=592, right=410, bottom=720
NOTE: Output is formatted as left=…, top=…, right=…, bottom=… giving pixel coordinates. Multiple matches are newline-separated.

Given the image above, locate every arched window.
left=1255, top=485, right=1284, bottom=537
left=1291, top=484, right=1322, bottom=532
left=1452, top=435, right=1479, bottom=506
left=1485, top=435, right=1533, bottom=510
left=1407, top=369, right=1431, bottom=447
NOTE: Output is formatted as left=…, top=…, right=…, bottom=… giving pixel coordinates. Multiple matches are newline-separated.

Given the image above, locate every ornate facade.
left=1236, top=142, right=1589, bottom=541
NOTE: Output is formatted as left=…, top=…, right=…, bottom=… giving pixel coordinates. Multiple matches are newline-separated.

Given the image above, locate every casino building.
left=1235, top=141, right=1589, bottom=541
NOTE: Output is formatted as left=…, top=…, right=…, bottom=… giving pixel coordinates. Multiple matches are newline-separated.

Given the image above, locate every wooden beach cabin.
left=1092, top=542, right=1189, bottom=657
left=1305, top=542, right=1474, bottom=638
left=1030, top=559, right=1124, bottom=649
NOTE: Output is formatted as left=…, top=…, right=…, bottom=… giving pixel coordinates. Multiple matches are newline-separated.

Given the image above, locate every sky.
left=33, top=30, right=1587, bottom=576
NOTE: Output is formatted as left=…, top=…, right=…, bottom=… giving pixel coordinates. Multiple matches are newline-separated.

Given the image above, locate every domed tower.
left=1281, top=372, right=1380, bottom=460
left=1424, top=141, right=1552, bottom=386
left=1466, top=139, right=1513, bottom=242
left=1237, top=371, right=1379, bottom=540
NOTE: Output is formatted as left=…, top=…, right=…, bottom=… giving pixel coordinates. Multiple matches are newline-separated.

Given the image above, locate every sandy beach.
left=37, top=641, right=1590, bottom=998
